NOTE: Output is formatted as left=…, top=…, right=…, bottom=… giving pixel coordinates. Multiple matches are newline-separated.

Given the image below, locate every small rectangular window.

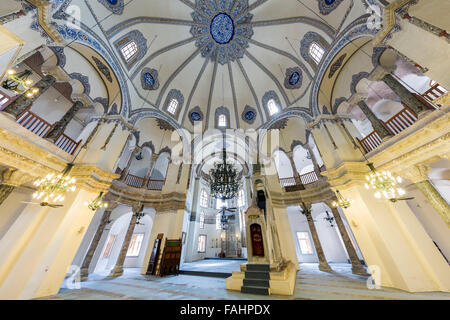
left=268, top=99, right=279, bottom=116
left=102, top=235, right=116, bottom=258
left=126, top=233, right=144, bottom=257
left=121, top=41, right=138, bottom=62
left=198, top=235, right=207, bottom=253
left=167, top=99, right=178, bottom=115
left=218, top=114, right=227, bottom=127
left=199, top=211, right=205, bottom=229
left=296, top=232, right=313, bottom=255
left=309, top=42, right=325, bottom=65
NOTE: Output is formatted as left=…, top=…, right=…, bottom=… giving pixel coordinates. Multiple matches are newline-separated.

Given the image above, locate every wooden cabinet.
left=159, top=238, right=182, bottom=277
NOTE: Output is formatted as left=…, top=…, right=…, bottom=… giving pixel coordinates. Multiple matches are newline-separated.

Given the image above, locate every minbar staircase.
left=241, top=264, right=271, bottom=295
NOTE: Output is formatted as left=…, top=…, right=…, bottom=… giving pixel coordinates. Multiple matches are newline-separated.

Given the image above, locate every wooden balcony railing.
left=122, top=173, right=165, bottom=191
left=147, top=179, right=165, bottom=191
left=55, top=134, right=82, bottom=155
left=357, top=107, right=418, bottom=153
left=421, top=83, right=447, bottom=107
left=279, top=170, right=319, bottom=188
left=124, top=174, right=145, bottom=188
left=17, top=110, right=52, bottom=137
left=0, top=89, right=15, bottom=110
left=16, top=110, right=81, bottom=155
left=384, top=106, right=418, bottom=135
left=300, top=171, right=319, bottom=185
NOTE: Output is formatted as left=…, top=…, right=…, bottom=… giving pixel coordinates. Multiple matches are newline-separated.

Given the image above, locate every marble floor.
left=42, top=263, right=450, bottom=300
left=180, top=258, right=246, bottom=274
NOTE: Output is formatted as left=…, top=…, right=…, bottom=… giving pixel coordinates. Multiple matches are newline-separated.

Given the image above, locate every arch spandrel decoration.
left=318, top=0, right=345, bottom=15
left=97, top=0, right=124, bottom=15
left=189, top=106, right=204, bottom=125
left=350, top=71, right=370, bottom=95
left=141, top=67, right=159, bottom=91
left=284, top=67, right=303, bottom=90
left=242, top=105, right=257, bottom=125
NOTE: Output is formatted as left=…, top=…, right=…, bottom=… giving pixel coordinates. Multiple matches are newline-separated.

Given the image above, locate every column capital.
left=132, top=202, right=144, bottom=214
left=104, top=200, right=120, bottom=212
left=348, top=93, right=367, bottom=105
left=368, top=65, right=393, bottom=82
left=0, top=168, right=34, bottom=187
left=300, top=202, right=312, bottom=214
left=401, top=164, right=430, bottom=183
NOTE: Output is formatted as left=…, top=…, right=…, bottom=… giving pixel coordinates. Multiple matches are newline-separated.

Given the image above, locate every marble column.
left=416, top=181, right=450, bottom=227
left=120, top=147, right=139, bottom=181
left=302, top=203, right=332, bottom=272
left=303, top=144, right=322, bottom=177
left=3, top=75, right=56, bottom=118
left=108, top=208, right=139, bottom=277
left=0, top=185, right=15, bottom=206
left=403, top=164, right=450, bottom=228
left=80, top=206, right=115, bottom=281
left=143, top=154, right=158, bottom=187
left=382, top=74, right=429, bottom=115
left=45, top=101, right=83, bottom=142
left=286, top=151, right=303, bottom=187
left=329, top=204, right=368, bottom=276
left=357, top=100, right=392, bottom=139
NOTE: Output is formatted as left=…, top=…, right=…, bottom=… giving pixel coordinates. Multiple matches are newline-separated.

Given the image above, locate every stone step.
left=246, top=264, right=270, bottom=272
left=241, top=285, right=270, bottom=295
left=179, top=270, right=231, bottom=278
left=243, top=278, right=270, bottom=288
left=244, top=270, right=270, bottom=280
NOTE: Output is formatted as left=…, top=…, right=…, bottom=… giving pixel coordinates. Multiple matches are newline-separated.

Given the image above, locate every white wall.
left=286, top=204, right=349, bottom=264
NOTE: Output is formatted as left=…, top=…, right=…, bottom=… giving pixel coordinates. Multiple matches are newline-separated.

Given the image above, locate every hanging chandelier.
left=85, top=192, right=108, bottom=211
left=209, top=137, right=240, bottom=200
left=33, top=164, right=77, bottom=205
left=2, top=69, right=38, bottom=97
left=332, top=190, right=353, bottom=209
left=364, top=163, right=406, bottom=201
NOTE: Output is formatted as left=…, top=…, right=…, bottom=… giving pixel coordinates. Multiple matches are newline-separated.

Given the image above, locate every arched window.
left=309, top=42, right=325, bottom=65
left=200, top=189, right=209, bottom=208
left=267, top=99, right=279, bottom=116
left=218, top=114, right=227, bottom=127
left=167, top=99, right=179, bottom=115
left=199, top=211, right=205, bottom=229
left=120, top=41, right=138, bottom=62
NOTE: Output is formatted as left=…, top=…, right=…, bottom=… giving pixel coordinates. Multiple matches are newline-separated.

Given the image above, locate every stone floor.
left=42, top=263, right=450, bottom=300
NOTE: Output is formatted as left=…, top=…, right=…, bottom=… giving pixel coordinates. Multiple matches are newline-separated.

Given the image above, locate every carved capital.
left=401, top=164, right=430, bottom=183
left=70, top=164, right=120, bottom=194
left=0, top=168, right=34, bottom=187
